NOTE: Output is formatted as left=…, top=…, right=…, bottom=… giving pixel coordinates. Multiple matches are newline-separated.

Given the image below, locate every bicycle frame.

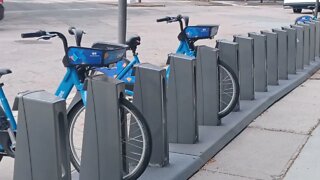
left=0, top=66, right=86, bottom=141
left=108, top=37, right=195, bottom=89
left=0, top=86, right=16, bottom=130
left=55, top=67, right=87, bottom=105
left=94, top=37, right=195, bottom=98
left=176, top=39, right=195, bottom=56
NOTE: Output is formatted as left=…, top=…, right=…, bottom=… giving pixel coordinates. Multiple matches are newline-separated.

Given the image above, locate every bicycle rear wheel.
left=218, top=61, right=240, bottom=118
left=67, top=97, right=151, bottom=180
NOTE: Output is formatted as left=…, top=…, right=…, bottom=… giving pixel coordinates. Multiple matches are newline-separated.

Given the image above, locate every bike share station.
left=11, top=20, right=320, bottom=179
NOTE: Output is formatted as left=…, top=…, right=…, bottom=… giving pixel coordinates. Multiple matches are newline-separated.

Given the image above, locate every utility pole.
left=118, top=0, right=127, bottom=44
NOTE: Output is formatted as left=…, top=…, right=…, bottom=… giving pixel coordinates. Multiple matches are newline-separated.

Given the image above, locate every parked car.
left=0, top=0, right=4, bottom=20
left=284, top=0, right=318, bottom=13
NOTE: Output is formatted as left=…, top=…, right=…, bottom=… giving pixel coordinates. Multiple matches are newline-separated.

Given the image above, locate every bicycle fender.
left=67, top=91, right=82, bottom=113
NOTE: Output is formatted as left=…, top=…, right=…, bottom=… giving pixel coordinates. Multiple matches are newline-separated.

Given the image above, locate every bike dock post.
left=272, top=29, right=289, bottom=80
left=133, top=63, right=169, bottom=167
left=248, top=32, right=268, bottom=92
left=234, top=35, right=255, bottom=100
left=13, top=90, right=71, bottom=180
left=261, top=30, right=279, bottom=85
left=282, top=27, right=297, bottom=74
left=305, top=22, right=316, bottom=61
left=79, top=75, right=123, bottom=180
left=312, top=20, right=320, bottom=58
left=301, top=24, right=310, bottom=65
left=195, top=46, right=219, bottom=125
left=290, top=25, right=305, bottom=70
left=216, top=40, right=240, bottom=111
left=167, top=54, right=198, bottom=144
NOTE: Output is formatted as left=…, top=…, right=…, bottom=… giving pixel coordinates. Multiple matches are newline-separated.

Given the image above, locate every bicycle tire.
left=67, top=97, right=152, bottom=180
left=218, top=60, right=240, bottom=118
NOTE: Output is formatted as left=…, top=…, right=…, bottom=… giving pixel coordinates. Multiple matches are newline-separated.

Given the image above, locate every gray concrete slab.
left=191, top=169, right=251, bottom=180
left=310, top=70, right=320, bottom=79
left=284, top=125, right=320, bottom=180
left=202, top=128, right=307, bottom=180
left=249, top=80, right=320, bottom=134
left=0, top=157, right=14, bottom=180
left=276, top=79, right=320, bottom=104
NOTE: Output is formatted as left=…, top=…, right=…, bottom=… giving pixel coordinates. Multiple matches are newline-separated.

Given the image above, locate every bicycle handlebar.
left=21, top=30, right=47, bottom=38
left=156, top=17, right=171, bottom=22
left=156, top=14, right=189, bottom=32
left=21, top=30, right=69, bottom=56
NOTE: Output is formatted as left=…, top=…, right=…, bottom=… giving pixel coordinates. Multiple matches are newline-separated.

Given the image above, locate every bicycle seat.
left=0, top=68, right=12, bottom=77
left=126, top=35, right=141, bottom=53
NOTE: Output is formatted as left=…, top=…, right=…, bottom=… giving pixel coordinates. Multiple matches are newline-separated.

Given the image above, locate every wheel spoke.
left=69, top=98, right=151, bottom=179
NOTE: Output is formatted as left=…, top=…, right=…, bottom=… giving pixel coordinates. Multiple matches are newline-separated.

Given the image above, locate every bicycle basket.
left=295, top=15, right=314, bottom=24
left=184, top=25, right=219, bottom=40
left=67, top=46, right=126, bottom=67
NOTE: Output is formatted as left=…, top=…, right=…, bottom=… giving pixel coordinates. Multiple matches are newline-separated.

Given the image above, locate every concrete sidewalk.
left=191, top=71, right=320, bottom=180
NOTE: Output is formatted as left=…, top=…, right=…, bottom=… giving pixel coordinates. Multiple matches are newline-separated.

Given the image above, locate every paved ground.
left=192, top=71, right=320, bottom=180
left=0, top=0, right=317, bottom=179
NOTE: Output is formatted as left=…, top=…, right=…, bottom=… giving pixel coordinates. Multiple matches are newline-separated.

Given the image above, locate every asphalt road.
left=0, top=0, right=304, bottom=102
left=0, top=1, right=306, bottom=179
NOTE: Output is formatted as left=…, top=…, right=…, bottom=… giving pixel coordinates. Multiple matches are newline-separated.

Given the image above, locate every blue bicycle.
left=294, top=2, right=318, bottom=24
left=156, top=15, right=239, bottom=117
left=0, top=29, right=152, bottom=180
left=97, top=15, right=240, bottom=118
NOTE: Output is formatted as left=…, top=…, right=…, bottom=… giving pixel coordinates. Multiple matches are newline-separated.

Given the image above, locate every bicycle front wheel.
left=218, top=61, right=240, bottom=118
left=67, top=97, right=152, bottom=180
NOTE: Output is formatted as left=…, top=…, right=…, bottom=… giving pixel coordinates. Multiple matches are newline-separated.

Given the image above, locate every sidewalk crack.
left=279, top=119, right=320, bottom=179
left=248, top=126, right=309, bottom=135
left=204, top=169, right=263, bottom=180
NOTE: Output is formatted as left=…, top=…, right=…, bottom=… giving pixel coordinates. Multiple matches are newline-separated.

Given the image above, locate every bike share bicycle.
left=295, top=0, right=319, bottom=24
left=50, top=15, right=240, bottom=175
left=156, top=15, right=239, bottom=117
left=0, top=29, right=152, bottom=180
left=98, top=15, right=240, bottom=118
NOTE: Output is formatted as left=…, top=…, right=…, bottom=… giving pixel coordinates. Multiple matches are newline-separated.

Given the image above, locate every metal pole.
left=315, top=0, right=319, bottom=18
left=118, top=0, right=127, bottom=44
